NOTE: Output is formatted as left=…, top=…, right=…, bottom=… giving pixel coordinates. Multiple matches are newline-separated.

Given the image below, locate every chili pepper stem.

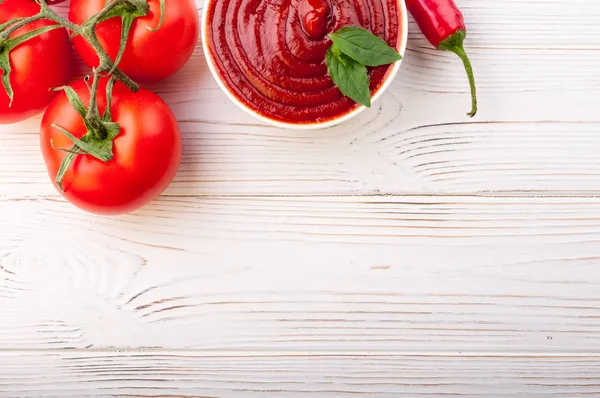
left=439, top=30, right=478, bottom=117
left=449, top=45, right=477, bottom=117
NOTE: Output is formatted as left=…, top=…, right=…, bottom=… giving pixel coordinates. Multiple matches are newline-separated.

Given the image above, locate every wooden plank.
left=1, top=0, right=599, bottom=197
left=4, top=113, right=600, bottom=198
left=2, top=196, right=600, bottom=352
left=1, top=351, right=599, bottom=397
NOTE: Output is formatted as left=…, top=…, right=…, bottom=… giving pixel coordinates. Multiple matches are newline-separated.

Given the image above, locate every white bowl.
left=201, top=0, right=408, bottom=130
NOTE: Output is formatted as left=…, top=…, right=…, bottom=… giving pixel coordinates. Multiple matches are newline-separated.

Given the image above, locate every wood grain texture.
left=1, top=0, right=599, bottom=197
left=2, top=0, right=600, bottom=395
left=1, top=352, right=600, bottom=397
left=2, top=196, right=600, bottom=352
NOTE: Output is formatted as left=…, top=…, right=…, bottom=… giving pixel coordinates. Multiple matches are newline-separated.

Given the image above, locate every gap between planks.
left=5, top=192, right=600, bottom=201
left=2, top=350, right=600, bottom=358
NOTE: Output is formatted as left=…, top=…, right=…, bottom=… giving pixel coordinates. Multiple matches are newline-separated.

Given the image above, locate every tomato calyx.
left=52, top=77, right=121, bottom=191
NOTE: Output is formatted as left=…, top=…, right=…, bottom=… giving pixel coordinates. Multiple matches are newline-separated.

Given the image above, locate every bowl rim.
left=201, top=0, right=409, bottom=130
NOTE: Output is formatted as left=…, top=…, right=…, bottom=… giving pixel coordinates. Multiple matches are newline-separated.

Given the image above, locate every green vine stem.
left=36, top=0, right=143, bottom=92
left=0, top=0, right=145, bottom=124
left=0, top=0, right=163, bottom=189
left=85, top=72, right=107, bottom=139
left=0, top=14, right=44, bottom=41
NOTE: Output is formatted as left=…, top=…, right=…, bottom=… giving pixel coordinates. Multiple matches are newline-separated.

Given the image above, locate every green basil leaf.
left=326, top=45, right=371, bottom=107
left=329, top=26, right=401, bottom=67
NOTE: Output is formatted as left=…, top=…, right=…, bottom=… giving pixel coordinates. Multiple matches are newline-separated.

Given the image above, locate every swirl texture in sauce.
left=206, top=0, right=401, bottom=124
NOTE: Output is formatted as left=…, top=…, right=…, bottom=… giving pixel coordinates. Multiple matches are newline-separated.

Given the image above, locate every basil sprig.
left=326, top=26, right=402, bottom=107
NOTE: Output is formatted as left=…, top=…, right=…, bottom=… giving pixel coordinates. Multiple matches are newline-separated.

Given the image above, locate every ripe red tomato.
left=69, top=0, right=199, bottom=83
left=0, top=0, right=71, bottom=124
left=40, top=79, right=182, bottom=215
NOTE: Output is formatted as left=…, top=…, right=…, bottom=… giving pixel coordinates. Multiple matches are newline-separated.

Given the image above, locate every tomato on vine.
left=40, top=78, right=182, bottom=215
left=0, top=0, right=187, bottom=215
left=0, top=0, right=71, bottom=124
left=69, top=0, right=199, bottom=83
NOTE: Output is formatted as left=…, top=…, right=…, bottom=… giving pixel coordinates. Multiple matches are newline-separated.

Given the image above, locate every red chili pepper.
left=406, top=0, right=477, bottom=117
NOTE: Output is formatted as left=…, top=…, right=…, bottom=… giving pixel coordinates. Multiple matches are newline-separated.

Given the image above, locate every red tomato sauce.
left=205, top=0, right=402, bottom=124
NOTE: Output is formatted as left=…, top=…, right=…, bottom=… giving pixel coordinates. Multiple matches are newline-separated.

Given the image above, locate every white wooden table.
left=2, top=0, right=600, bottom=396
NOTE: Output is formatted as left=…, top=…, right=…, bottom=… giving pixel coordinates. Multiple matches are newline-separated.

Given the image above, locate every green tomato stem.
left=0, top=14, right=44, bottom=44
left=87, top=0, right=139, bottom=24
left=35, top=0, right=140, bottom=93
left=0, top=0, right=156, bottom=190
left=85, top=72, right=108, bottom=140
left=33, top=0, right=144, bottom=140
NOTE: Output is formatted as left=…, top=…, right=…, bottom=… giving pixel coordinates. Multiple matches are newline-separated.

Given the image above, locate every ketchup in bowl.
left=203, top=0, right=405, bottom=126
